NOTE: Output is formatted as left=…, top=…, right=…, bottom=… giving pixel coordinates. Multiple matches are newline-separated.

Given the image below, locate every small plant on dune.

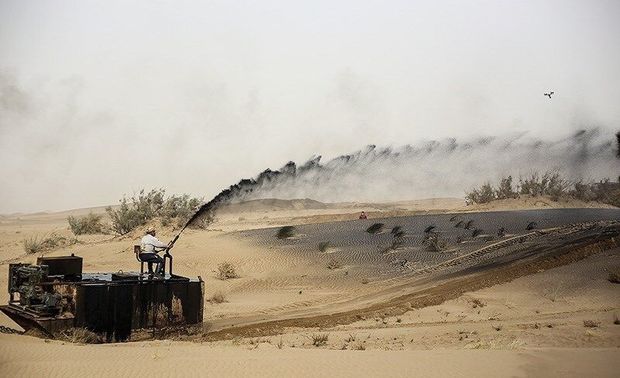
left=361, top=277, right=370, bottom=284
left=217, top=262, right=239, bottom=280
left=470, top=298, right=486, bottom=308
left=67, top=212, right=106, bottom=235
left=352, top=342, right=366, bottom=350
left=208, top=291, right=227, bottom=304
left=583, top=320, right=600, bottom=328
left=327, top=258, right=342, bottom=270
left=318, top=241, right=331, bottom=252
left=23, top=233, right=77, bottom=254
left=276, top=226, right=296, bottom=239
left=310, top=333, right=329, bottom=347
left=23, top=236, right=43, bottom=254
left=607, top=271, right=620, bottom=284
left=57, top=328, right=103, bottom=344
left=366, top=223, right=384, bottom=234
left=424, top=232, right=447, bottom=252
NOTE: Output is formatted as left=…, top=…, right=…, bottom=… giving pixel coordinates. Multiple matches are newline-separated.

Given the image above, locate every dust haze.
left=1, top=1, right=620, bottom=213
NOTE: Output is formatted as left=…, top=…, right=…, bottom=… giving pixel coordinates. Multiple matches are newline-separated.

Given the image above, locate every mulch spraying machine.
left=1, top=254, right=203, bottom=341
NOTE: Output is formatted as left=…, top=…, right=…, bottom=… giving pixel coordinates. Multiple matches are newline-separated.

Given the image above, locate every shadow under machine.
left=0, top=252, right=204, bottom=341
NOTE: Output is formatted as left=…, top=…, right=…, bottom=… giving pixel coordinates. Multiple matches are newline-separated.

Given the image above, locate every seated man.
left=140, top=227, right=168, bottom=276
left=358, top=211, right=368, bottom=220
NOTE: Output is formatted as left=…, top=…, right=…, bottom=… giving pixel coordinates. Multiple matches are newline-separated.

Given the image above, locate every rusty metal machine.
left=0, top=254, right=204, bottom=341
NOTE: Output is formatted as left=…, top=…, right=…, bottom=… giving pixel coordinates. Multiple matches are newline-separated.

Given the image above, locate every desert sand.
left=0, top=198, right=618, bottom=377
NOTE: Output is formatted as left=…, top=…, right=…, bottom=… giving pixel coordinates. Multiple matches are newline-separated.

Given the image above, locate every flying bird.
left=544, top=91, right=554, bottom=99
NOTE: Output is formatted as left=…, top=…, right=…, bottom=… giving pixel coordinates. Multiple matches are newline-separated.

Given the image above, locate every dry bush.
left=23, top=233, right=77, bottom=254
left=276, top=226, right=296, bottom=239
left=310, top=333, right=329, bottom=347
left=608, top=271, right=620, bottom=284
left=318, top=241, right=331, bottom=252
left=217, top=262, right=239, bottom=280
left=67, top=212, right=106, bottom=235
left=208, top=291, right=227, bottom=304
left=366, top=223, right=384, bottom=234
left=583, top=320, right=600, bottom=328
left=57, top=328, right=103, bottom=344
left=327, top=258, right=342, bottom=270
left=352, top=342, right=366, bottom=350
left=424, top=232, right=447, bottom=252
left=361, top=277, right=370, bottom=284
left=470, top=298, right=486, bottom=308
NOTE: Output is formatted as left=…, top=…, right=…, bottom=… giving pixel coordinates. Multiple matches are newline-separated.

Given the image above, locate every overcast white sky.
left=1, top=0, right=619, bottom=213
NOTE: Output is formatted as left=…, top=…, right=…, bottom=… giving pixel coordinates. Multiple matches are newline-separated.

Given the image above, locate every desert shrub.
left=318, top=241, right=331, bottom=252
left=160, top=194, right=202, bottom=228
left=467, top=173, right=620, bottom=206
left=366, top=223, right=384, bottom=234
left=471, top=228, right=483, bottom=238
left=106, top=188, right=202, bottom=234
left=607, top=272, right=620, bottom=284
left=519, top=171, right=570, bottom=199
left=495, top=176, right=518, bottom=200
left=424, top=232, right=446, bottom=252
left=583, top=320, right=600, bottom=328
left=217, top=262, right=239, bottom=280
left=327, top=258, right=342, bottom=270
left=361, top=277, right=369, bottom=284
left=23, top=233, right=77, bottom=254
left=465, top=183, right=496, bottom=205
left=310, top=333, right=329, bottom=347
left=67, top=212, right=105, bottom=235
left=208, top=291, right=227, bottom=304
left=352, top=342, right=366, bottom=350
left=57, top=328, right=103, bottom=344
left=614, top=314, right=620, bottom=325
left=276, top=226, right=296, bottom=239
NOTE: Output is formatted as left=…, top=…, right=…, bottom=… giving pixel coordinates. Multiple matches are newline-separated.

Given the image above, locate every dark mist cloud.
left=188, top=128, right=619, bottom=226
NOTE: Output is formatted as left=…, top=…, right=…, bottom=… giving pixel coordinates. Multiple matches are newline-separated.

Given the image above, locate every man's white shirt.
left=141, top=234, right=167, bottom=253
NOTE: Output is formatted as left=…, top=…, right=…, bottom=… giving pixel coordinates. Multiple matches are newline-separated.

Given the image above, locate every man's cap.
left=146, top=226, right=156, bottom=234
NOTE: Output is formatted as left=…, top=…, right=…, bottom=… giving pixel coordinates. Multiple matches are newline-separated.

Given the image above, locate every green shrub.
left=318, top=241, right=331, bottom=252
left=465, top=183, right=496, bottom=205
left=106, top=189, right=202, bottom=234
left=366, top=223, right=384, bottom=234
left=67, top=212, right=105, bottom=235
left=276, top=226, right=296, bottom=239
left=495, top=176, right=518, bottom=200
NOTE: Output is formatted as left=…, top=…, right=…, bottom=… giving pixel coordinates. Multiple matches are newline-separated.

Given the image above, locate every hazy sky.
left=1, top=0, right=619, bottom=213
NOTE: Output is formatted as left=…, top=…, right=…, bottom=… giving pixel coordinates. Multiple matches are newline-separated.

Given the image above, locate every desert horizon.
left=2, top=0, right=620, bottom=377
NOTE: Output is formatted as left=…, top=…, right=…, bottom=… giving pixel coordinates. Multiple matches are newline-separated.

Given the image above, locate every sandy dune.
left=0, top=198, right=618, bottom=377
